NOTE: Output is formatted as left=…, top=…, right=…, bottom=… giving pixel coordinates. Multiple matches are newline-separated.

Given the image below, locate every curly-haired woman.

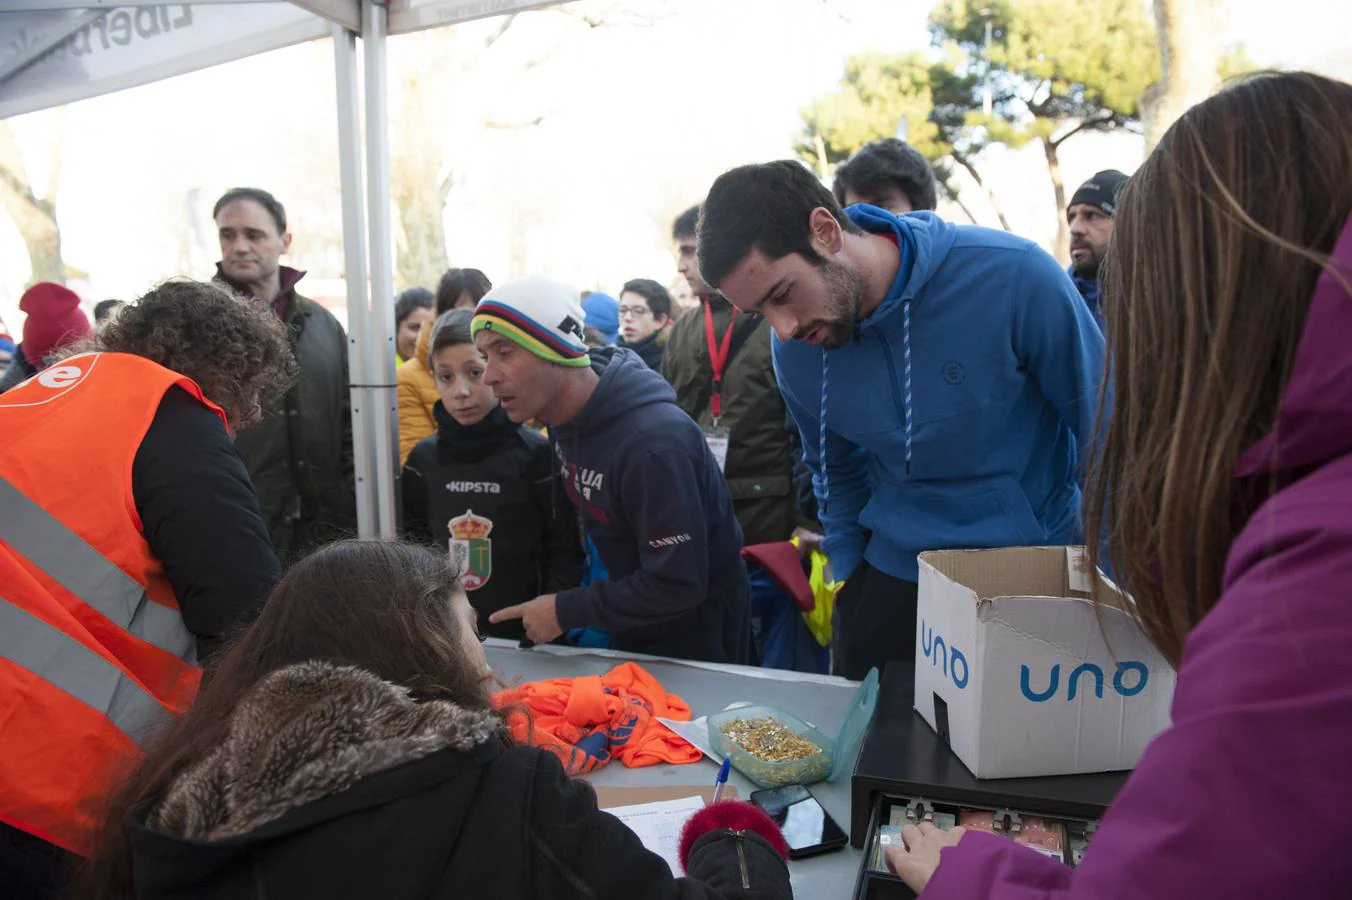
left=0, top=278, right=296, bottom=898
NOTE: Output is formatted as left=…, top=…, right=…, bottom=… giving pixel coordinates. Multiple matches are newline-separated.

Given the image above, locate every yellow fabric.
left=792, top=536, right=840, bottom=648
left=397, top=319, right=439, bottom=465
left=398, top=320, right=550, bottom=459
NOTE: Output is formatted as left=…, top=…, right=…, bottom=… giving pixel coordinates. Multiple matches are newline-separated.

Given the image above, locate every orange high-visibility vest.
left=0, top=352, right=225, bottom=855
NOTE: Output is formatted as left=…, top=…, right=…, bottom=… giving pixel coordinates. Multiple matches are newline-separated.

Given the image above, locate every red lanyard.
left=702, top=299, right=738, bottom=421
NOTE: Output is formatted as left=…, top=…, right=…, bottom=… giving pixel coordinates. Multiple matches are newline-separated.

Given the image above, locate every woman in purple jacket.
left=889, top=71, right=1352, bottom=898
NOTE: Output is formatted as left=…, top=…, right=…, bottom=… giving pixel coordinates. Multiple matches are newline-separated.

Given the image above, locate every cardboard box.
left=914, top=547, right=1175, bottom=779
left=594, top=785, right=736, bottom=808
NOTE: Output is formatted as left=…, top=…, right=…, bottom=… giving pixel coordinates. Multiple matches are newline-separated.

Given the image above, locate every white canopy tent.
left=0, top=0, right=572, bottom=540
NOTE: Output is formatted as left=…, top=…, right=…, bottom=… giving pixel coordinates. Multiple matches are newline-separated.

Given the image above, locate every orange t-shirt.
left=495, top=662, right=701, bottom=775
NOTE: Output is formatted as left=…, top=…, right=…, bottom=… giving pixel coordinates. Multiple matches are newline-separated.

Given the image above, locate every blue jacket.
left=1070, top=266, right=1105, bottom=330
left=772, top=207, right=1106, bottom=582
left=552, top=348, right=750, bottom=663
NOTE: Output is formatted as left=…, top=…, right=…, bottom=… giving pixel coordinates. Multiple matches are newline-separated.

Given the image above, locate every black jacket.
left=126, top=663, right=791, bottom=900
left=618, top=330, right=665, bottom=371
left=661, top=297, right=806, bottom=545
left=134, top=388, right=280, bottom=661
left=216, top=266, right=356, bottom=563
left=0, top=343, right=36, bottom=394
left=552, top=348, right=750, bottom=664
left=402, top=404, right=583, bottom=639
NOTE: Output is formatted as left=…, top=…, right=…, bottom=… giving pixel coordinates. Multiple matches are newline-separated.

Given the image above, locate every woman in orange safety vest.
left=0, top=279, right=297, bottom=897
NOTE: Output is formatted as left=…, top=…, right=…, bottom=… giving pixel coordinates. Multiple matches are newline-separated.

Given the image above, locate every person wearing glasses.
left=615, top=278, right=674, bottom=371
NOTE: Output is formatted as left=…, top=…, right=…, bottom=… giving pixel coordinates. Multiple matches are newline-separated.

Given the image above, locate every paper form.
left=604, top=795, right=707, bottom=875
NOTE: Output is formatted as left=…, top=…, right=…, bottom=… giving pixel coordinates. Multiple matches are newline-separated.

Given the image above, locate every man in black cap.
left=1066, top=169, right=1129, bottom=325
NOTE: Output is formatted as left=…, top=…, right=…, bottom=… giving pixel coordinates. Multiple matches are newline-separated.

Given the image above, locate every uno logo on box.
left=920, top=620, right=969, bottom=690
left=1019, top=661, right=1150, bottom=703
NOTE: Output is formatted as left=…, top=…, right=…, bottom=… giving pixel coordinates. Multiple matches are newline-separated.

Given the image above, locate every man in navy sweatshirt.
left=474, top=277, right=751, bottom=664
left=697, top=161, right=1106, bottom=680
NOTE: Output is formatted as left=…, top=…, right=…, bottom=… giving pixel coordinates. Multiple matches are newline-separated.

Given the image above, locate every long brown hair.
left=70, top=540, right=494, bottom=900
left=1086, top=72, right=1352, bottom=666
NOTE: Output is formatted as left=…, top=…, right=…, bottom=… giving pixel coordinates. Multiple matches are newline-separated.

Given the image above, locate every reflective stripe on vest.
left=0, top=599, right=168, bottom=749
left=0, top=474, right=197, bottom=666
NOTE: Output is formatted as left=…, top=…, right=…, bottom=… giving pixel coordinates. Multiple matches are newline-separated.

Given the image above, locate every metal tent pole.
left=331, top=19, right=380, bottom=537
left=360, top=0, right=399, bottom=538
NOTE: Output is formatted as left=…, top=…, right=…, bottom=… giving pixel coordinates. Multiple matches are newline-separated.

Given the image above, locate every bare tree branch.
left=941, top=179, right=980, bottom=225
left=1025, top=79, right=1050, bottom=114
left=482, top=114, right=547, bottom=129
left=453, top=12, right=521, bottom=73
left=0, top=119, right=65, bottom=282
left=559, top=8, right=607, bottom=27
left=483, top=12, right=519, bottom=48
left=549, top=3, right=665, bottom=29
left=1049, top=111, right=1118, bottom=149
left=821, top=0, right=856, bottom=24
left=0, top=162, right=33, bottom=207
left=0, top=122, right=36, bottom=208
left=951, top=150, right=1013, bottom=232
left=0, top=162, right=52, bottom=218
left=387, top=2, right=656, bottom=287
left=43, top=107, right=66, bottom=208
left=951, top=193, right=980, bottom=226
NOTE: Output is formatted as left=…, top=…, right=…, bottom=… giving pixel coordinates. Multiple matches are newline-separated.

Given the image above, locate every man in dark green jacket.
left=665, top=206, right=823, bottom=672
left=664, top=206, right=807, bottom=548
left=213, top=187, right=355, bottom=563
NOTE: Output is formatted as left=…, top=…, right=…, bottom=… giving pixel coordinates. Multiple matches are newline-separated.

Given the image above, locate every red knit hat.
left=20, top=282, right=91, bottom=364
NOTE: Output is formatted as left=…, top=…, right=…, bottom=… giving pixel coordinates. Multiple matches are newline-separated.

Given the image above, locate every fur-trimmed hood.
left=125, top=660, right=795, bottom=900
left=149, top=661, right=501, bottom=842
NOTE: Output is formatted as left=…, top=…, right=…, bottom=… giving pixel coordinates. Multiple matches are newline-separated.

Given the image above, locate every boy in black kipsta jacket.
left=402, top=309, right=582, bottom=639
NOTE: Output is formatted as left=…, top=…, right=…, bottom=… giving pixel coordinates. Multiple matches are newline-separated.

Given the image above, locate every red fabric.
left=20, top=282, right=90, bottom=365
left=494, top=661, right=701, bottom=775
left=679, top=800, right=791, bottom=872
left=741, top=541, right=814, bottom=611
left=702, top=298, right=738, bottom=419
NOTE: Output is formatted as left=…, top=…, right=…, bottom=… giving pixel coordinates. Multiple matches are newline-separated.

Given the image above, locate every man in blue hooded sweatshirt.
left=474, top=277, right=751, bottom=664
left=697, top=160, right=1106, bottom=680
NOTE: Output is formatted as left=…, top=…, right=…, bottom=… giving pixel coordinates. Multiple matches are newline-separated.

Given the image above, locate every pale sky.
left=1, top=0, right=1348, bottom=327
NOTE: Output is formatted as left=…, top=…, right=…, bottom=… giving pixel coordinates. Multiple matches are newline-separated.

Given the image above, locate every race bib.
left=703, top=425, right=730, bottom=474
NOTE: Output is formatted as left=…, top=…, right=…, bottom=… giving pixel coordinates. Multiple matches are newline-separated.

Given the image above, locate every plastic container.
left=707, top=668, right=879, bottom=788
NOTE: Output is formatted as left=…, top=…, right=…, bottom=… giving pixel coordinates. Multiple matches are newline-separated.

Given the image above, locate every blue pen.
left=712, top=757, right=731, bottom=804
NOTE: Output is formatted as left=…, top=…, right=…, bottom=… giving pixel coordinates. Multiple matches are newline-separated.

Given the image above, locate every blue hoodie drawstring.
left=818, top=294, right=913, bottom=513
left=819, top=348, right=830, bottom=516
left=903, top=298, right=913, bottom=475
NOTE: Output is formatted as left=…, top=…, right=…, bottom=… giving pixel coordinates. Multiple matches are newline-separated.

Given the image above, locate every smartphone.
left=749, top=784, right=849, bottom=859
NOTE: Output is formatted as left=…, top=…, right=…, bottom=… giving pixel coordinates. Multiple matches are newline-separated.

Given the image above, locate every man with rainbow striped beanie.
left=473, top=277, right=752, bottom=664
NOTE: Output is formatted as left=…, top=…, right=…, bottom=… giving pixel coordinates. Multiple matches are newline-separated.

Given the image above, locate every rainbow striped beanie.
left=470, top=277, right=591, bottom=368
